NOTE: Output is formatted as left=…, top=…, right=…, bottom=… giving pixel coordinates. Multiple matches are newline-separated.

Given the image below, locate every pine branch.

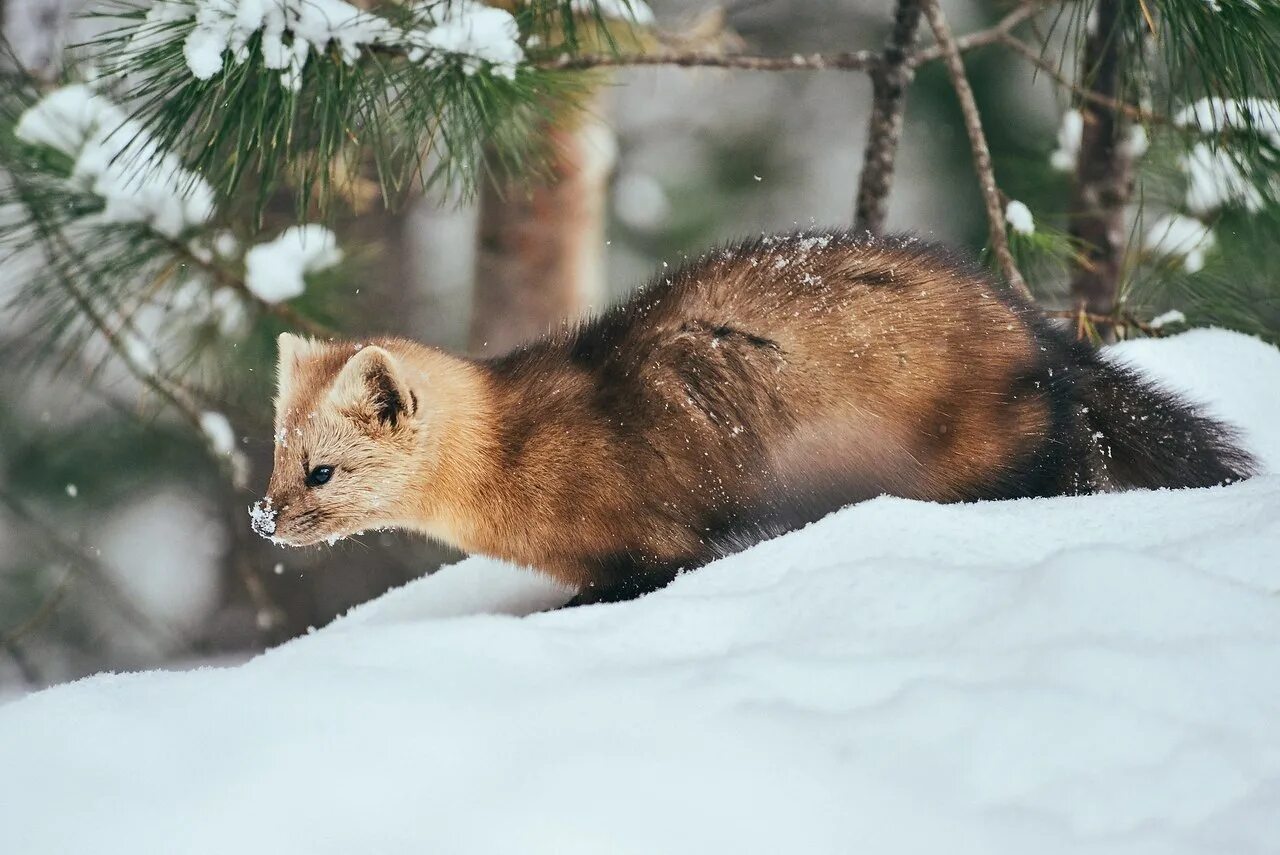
left=854, top=0, right=925, bottom=235
left=159, top=237, right=335, bottom=338
left=12, top=185, right=249, bottom=488
left=1043, top=307, right=1160, bottom=338
left=86, top=3, right=589, bottom=214
left=1146, top=0, right=1280, bottom=114
left=81, top=0, right=1077, bottom=218
left=998, top=35, right=1167, bottom=126
left=922, top=0, right=1030, bottom=300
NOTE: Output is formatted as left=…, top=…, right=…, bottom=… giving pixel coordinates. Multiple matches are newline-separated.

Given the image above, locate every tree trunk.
left=854, top=0, right=924, bottom=235
left=1068, top=0, right=1136, bottom=317
left=470, top=93, right=612, bottom=356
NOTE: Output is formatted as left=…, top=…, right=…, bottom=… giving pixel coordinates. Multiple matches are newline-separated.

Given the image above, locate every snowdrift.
left=2, top=330, right=1279, bottom=855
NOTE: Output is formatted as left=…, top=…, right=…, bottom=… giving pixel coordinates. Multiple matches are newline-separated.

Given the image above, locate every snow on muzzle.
left=249, top=497, right=278, bottom=540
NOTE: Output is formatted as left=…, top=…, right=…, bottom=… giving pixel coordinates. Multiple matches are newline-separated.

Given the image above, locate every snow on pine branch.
left=1004, top=200, right=1034, bottom=236
left=1049, top=110, right=1082, bottom=172
left=10, top=82, right=341, bottom=362
left=570, top=0, right=655, bottom=25
left=1174, top=97, right=1280, bottom=145
left=244, top=224, right=342, bottom=304
left=12, top=83, right=338, bottom=302
left=127, top=0, right=527, bottom=92
left=1173, top=97, right=1280, bottom=214
left=1143, top=213, right=1216, bottom=274
left=14, top=84, right=214, bottom=237
left=404, top=2, right=524, bottom=79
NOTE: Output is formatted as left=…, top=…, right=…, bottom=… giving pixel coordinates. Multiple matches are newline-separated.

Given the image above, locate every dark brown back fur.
left=264, top=231, right=1253, bottom=604
left=476, top=230, right=1254, bottom=603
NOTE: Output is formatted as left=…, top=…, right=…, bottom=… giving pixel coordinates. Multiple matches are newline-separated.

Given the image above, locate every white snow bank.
left=2, top=329, right=1279, bottom=854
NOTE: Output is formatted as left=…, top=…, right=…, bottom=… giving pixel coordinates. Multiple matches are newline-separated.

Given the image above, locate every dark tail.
left=1074, top=353, right=1257, bottom=490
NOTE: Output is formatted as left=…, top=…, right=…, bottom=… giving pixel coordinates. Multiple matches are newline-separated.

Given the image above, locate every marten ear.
left=329, top=346, right=415, bottom=429
left=276, top=333, right=323, bottom=403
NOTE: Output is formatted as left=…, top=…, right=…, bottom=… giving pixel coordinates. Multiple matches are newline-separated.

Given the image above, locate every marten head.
left=252, top=334, right=427, bottom=547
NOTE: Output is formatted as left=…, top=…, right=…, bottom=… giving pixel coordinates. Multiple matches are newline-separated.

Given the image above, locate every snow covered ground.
left=1, top=329, right=1278, bottom=854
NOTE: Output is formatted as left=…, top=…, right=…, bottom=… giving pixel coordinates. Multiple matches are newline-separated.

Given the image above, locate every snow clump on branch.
left=14, top=84, right=215, bottom=237
left=1174, top=97, right=1280, bottom=214
left=128, top=0, right=526, bottom=92
left=244, top=224, right=343, bottom=304
left=1174, top=97, right=1280, bottom=144
left=403, top=1, right=523, bottom=79
left=1049, top=109, right=1083, bottom=172
left=1143, top=213, right=1216, bottom=274
left=1004, top=200, right=1035, bottom=236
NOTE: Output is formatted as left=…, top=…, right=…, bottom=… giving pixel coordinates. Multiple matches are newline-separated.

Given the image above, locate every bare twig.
left=538, top=49, right=881, bottom=73
left=1043, top=307, right=1159, bottom=338
left=998, top=35, right=1166, bottom=126
left=537, top=3, right=1042, bottom=78
left=922, top=0, right=1030, bottom=300
left=854, top=0, right=925, bottom=234
left=910, top=0, right=1045, bottom=67
left=854, top=0, right=1051, bottom=234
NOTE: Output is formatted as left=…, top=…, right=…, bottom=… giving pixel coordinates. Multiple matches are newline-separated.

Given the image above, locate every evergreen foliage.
left=0, top=0, right=1277, bottom=462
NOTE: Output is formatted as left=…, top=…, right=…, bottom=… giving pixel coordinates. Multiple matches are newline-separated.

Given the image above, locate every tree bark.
left=470, top=93, right=612, bottom=356
left=1067, top=0, right=1136, bottom=316
left=854, top=0, right=923, bottom=234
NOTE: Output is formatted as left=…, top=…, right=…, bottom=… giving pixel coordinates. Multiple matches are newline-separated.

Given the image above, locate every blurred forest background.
left=1, top=0, right=1277, bottom=692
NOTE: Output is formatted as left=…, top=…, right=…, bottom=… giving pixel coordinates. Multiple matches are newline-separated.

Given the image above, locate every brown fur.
left=257, top=230, right=1254, bottom=604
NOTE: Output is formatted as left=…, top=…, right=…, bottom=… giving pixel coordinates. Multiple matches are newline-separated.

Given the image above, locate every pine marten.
left=252, top=230, right=1255, bottom=604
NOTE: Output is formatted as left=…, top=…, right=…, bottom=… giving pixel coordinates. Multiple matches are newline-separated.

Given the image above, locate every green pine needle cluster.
left=1150, top=0, right=1280, bottom=110
left=0, top=0, right=645, bottom=401
left=1008, top=0, right=1280, bottom=341
left=0, top=65, right=329, bottom=379
left=82, top=1, right=611, bottom=219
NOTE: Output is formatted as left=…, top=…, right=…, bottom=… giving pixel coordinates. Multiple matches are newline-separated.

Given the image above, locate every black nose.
left=249, top=497, right=279, bottom=539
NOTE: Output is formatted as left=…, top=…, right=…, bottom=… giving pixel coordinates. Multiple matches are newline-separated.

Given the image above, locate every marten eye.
left=306, top=465, right=334, bottom=488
